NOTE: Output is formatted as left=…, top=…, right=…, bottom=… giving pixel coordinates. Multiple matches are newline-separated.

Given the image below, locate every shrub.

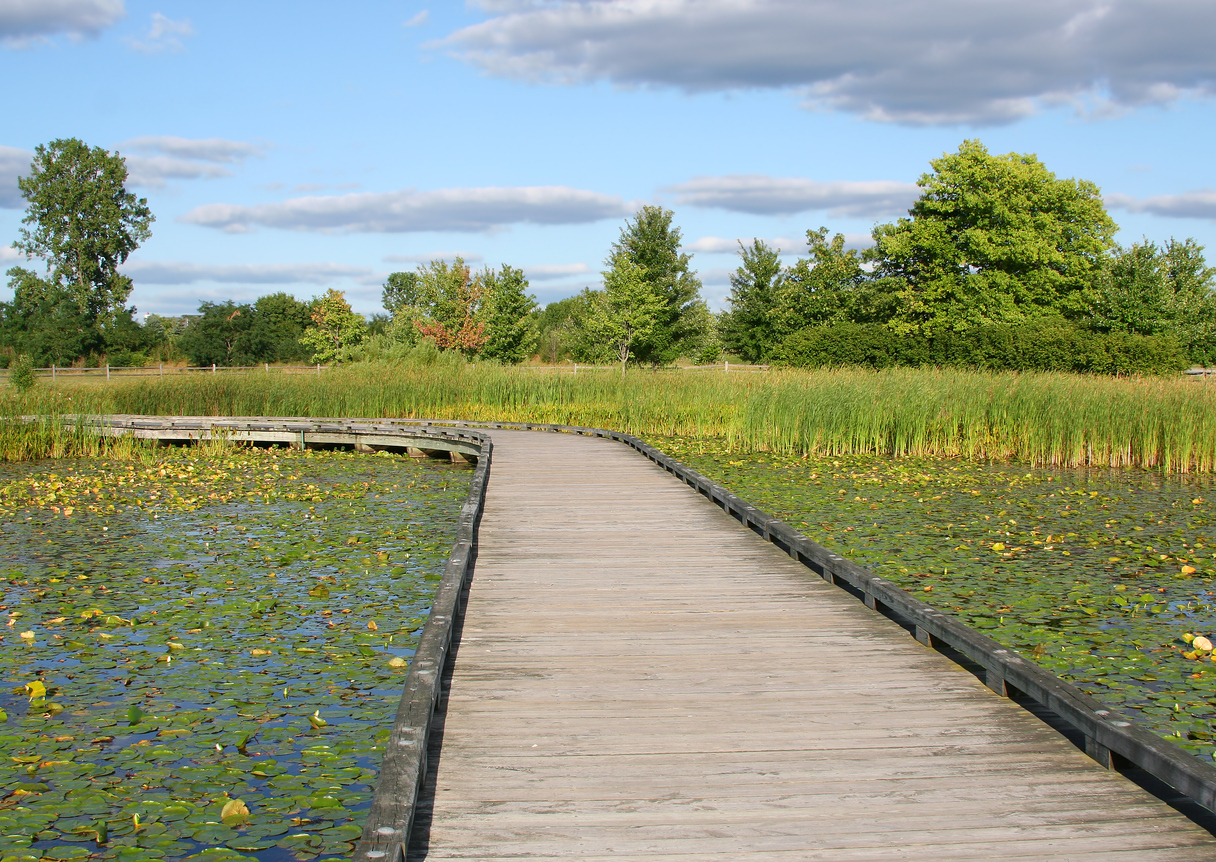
left=9, top=355, right=36, bottom=391
left=777, top=321, right=1188, bottom=376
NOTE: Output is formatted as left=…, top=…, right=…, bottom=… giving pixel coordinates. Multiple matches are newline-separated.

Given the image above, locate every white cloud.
left=523, top=263, right=591, bottom=280
left=403, top=10, right=429, bottom=27
left=0, top=246, right=23, bottom=263
left=666, top=175, right=918, bottom=217
left=182, top=186, right=633, bottom=234
left=125, top=156, right=231, bottom=188
left=683, top=236, right=802, bottom=254
left=445, top=0, right=1216, bottom=126
left=0, top=145, right=31, bottom=208
left=383, top=252, right=485, bottom=264
left=0, top=0, right=123, bottom=45
left=120, top=136, right=263, bottom=163
left=118, top=137, right=263, bottom=188
left=1106, top=190, right=1216, bottom=220
left=125, top=11, right=193, bottom=53
left=122, top=260, right=375, bottom=286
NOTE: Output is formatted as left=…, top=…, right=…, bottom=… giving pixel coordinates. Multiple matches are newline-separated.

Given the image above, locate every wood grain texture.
left=413, top=430, right=1216, bottom=861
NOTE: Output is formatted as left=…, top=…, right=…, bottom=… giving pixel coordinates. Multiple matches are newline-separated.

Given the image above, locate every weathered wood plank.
left=414, top=430, right=1216, bottom=860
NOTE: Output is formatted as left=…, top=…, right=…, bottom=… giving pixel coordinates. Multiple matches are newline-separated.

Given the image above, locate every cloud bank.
left=448, top=0, right=1216, bottom=125
left=119, top=136, right=263, bottom=188
left=122, top=260, right=375, bottom=286
left=0, top=0, right=123, bottom=44
left=182, top=186, right=633, bottom=233
left=1107, top=190, right=1216, bottom=221
left=667, top=175, right=918, bottom=218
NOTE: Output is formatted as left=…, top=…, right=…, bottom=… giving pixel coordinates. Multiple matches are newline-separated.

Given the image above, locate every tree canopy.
left=605, top=206, right=706, bottom=365
left=870, top=139, right=1117, bottom=334
left=10, top=138, right=153, bottom=326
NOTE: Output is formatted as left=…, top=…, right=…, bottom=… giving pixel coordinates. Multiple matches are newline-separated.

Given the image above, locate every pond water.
left=0, top=447, right=469, bottom=862
left=656, top=436, right=1216, bottom=761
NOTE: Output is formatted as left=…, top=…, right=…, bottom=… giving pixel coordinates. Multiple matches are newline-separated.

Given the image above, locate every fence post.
left=106, top=364, right=110, bottom=381
left=51, top=364, right=56, bottom=381
left=573, top=363, right=577, bottom=375
left=316, top=363, right=321, bottom=376
left=159, top=362, right=163, bottom=379
left=212, top=363, right=216, bottom=374
left=725, top=360, right=729, bottom=374
left=265, top=363, right=269, bottom=372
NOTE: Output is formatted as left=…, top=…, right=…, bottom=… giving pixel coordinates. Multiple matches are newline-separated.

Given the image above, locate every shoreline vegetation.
left=2, top=363, right=1216, bottom=473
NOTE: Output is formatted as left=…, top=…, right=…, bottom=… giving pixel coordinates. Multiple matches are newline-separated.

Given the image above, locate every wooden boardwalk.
left=409, top=430, right=1216, bottom=861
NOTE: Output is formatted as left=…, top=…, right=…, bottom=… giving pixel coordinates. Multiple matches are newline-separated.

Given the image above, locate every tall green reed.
left=3, top=364, right=1215, bottom=472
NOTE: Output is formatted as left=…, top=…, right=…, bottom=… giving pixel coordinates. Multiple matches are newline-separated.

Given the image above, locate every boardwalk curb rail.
left=54, top=415, right=1216, bottom=850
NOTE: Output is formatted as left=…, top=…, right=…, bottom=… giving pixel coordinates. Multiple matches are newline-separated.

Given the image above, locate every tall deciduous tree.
left=606, top=206, right=704, bottom=364
left=584, top=256, right=664, bottom=375
left=1091, top=238, right=1216, bottom=365
left=721, top=239, right=784, bottom=362
left=300, top=289, right=367, bottom=363
left=870, top=139, right=1116, bottom=335
left=10, top=138, right=153, bottom=326
left=773, top=228, right=876, bottom=338
left=479, top=265, right=538, bottom=364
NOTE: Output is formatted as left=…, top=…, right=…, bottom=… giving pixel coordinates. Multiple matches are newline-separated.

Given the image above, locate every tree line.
left=716, top=140, right=1216, bottom=374
left=5, top=137, right=1215, bottom=375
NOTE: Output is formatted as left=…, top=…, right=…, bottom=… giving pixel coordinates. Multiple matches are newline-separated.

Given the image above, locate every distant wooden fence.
left=524, top=362, right=770, bottom=374
left=0, top=363, right=330, bottom=382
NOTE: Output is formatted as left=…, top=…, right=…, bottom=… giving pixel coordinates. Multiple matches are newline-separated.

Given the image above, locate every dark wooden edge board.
left=54, top=415, right=1216, bottom=846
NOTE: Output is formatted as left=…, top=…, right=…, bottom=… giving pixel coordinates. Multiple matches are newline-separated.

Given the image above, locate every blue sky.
left=3, top=0, right=1216, bottom=317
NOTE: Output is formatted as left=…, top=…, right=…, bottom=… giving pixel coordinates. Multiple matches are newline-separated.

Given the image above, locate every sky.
left=2, top=0, right=1216, bottom=318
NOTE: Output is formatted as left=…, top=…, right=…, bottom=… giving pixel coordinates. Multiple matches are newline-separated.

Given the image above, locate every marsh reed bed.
left=2, top=363, right=1215, bottom=472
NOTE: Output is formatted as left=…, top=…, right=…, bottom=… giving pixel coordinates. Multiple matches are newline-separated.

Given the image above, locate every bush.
left=777, top=321, right=1188, bottom=376
left=9, top=354, right=36, bottom=391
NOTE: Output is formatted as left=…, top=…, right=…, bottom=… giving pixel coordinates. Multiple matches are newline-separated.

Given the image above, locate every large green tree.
left=1090, top=238, right=1216, bottom=365
left=720, top=239, right=784, bottom=362
left=300, top=289, right=367, bottom=363
left=583, top=257, right=665, bottom=375
left=605, top=206, right=705, bottom=364
left=9, top=138, right=153, bottom=327
left=479, top=265, right=538, bottom=364
left=870, top=139, right=1116, bottom=335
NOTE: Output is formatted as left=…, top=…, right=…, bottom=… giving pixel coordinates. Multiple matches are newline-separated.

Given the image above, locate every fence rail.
left=0, top=363, right=330, bottom=381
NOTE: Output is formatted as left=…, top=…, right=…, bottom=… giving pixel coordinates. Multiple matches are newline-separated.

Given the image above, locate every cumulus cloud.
left=1106, top=190, right=1216, bottom=220
left=523, top=263, right=591, bottom=280
left=125, top=11, right=193, bottom=53
left=181, top=186, right=633, bottom=234
left=446, top=0, right=1216, bottom=126
left=403, top=10, right=429, bottom=27
left=122, top=260, right=375, bottom=285
left=0, top=145, right=32, bottom=208
left=667, top=175, right=918, bottom=218
left=0, top=0, right=123, bottom=45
